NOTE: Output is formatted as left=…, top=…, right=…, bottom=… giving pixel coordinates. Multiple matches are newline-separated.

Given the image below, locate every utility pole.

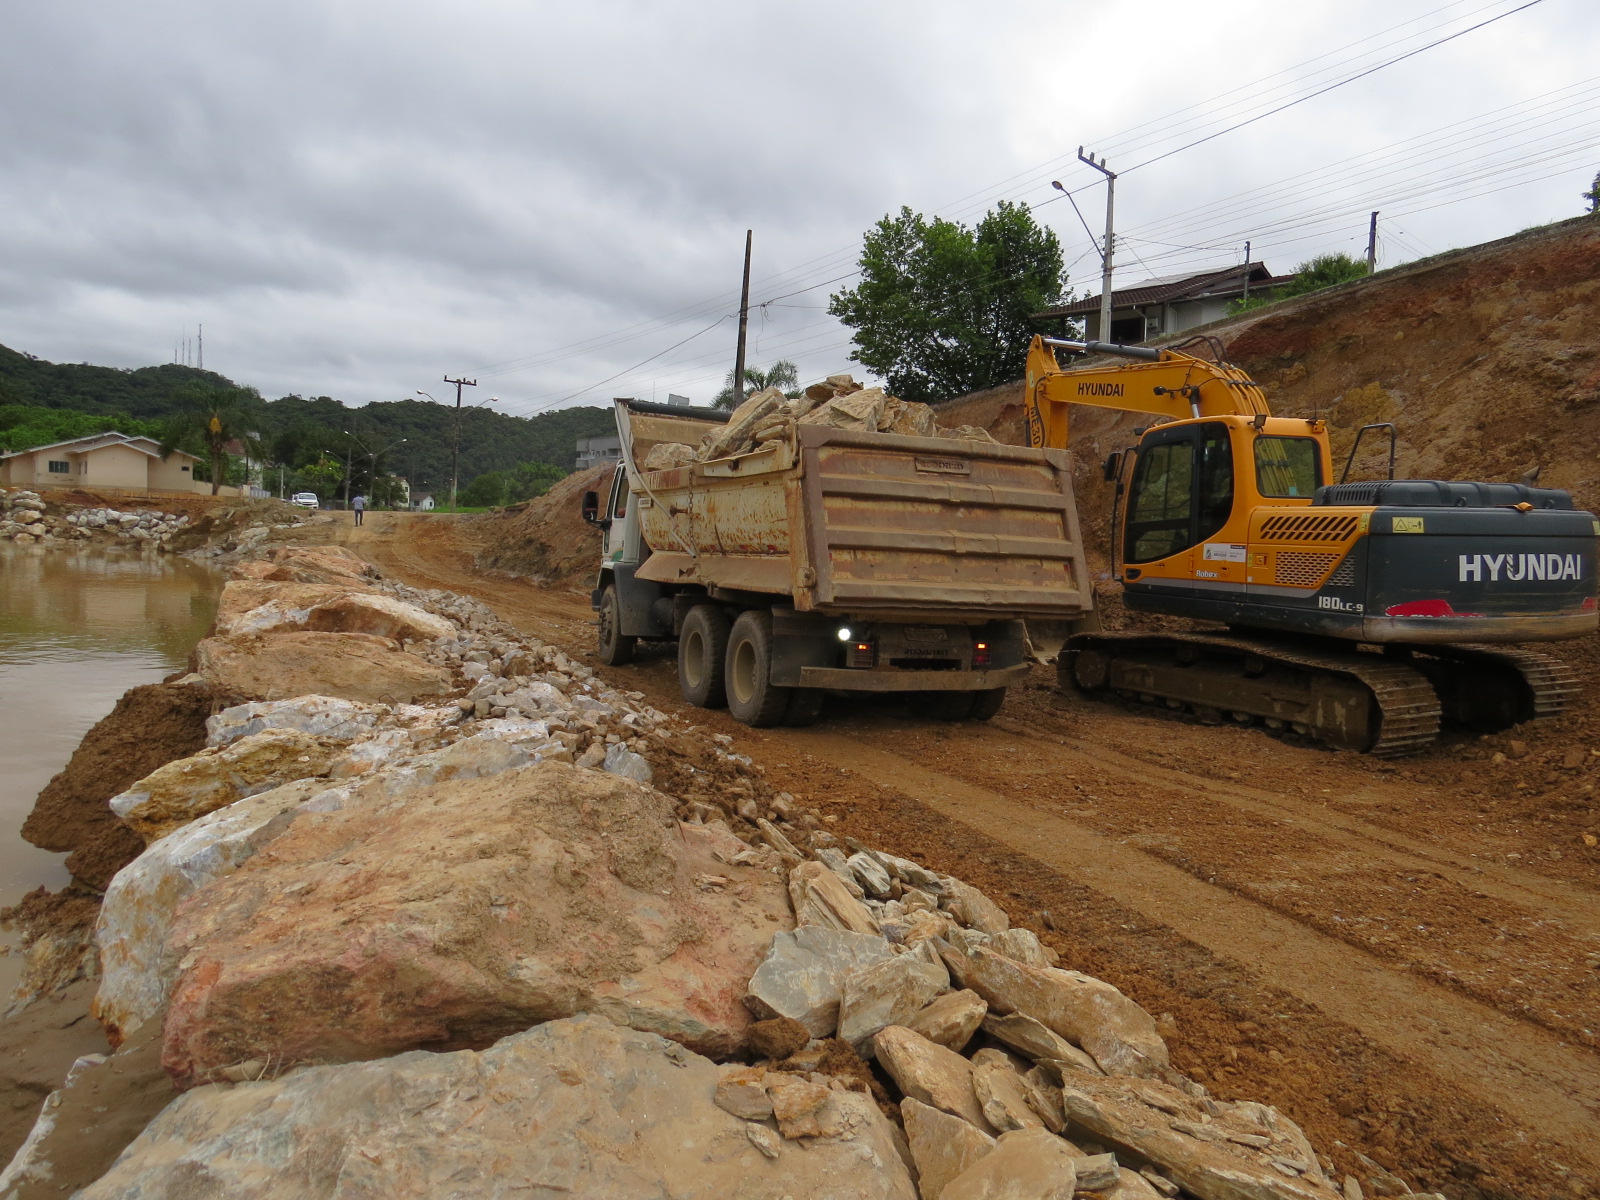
left=732, top=230, right=752, bottom=406
left=443, top=375, right=477, bottom=511
left=197, top=324, right=203, bottom=370
left=1242, top=240, right=1252, bottom=303
left=1078, top=149, right=1117, bottom=342
left=1366, top=211, right=1379, bottom=272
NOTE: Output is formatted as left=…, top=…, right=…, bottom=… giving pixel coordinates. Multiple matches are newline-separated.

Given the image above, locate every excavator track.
left=1405, top=644, right=1581, bottom=732
left=1063, top=631, right=1443, bottom=756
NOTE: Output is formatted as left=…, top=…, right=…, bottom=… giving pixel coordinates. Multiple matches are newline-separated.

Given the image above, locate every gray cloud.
left=2, top=0, right=1595, bottom=412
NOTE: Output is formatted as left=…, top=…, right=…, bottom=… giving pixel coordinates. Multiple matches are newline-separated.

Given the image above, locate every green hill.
left=0, top=343, right=613, bottom=487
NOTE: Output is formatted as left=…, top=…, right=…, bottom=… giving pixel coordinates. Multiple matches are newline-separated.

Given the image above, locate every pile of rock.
left=0, top=542, right=1444, bottom=1199
left=642, top=375, right=996, bottom=470
left=0, top=489, right=51, bottom=543
left=63, top=506, right=191, bottom=545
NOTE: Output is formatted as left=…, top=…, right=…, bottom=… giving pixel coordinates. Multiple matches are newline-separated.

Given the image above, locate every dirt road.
left=338, top=511, right=1600, bottom=1199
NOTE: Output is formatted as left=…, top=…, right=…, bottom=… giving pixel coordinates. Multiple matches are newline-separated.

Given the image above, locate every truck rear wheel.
left=597, top=584, right=636, bottom=666
left=783, top=688, right=825, bottom=727
left=679, top=605, right=730, bottom=708
left=969, top=688, right=1006, bottom=721
left=726, top=610, right=790, bottom=727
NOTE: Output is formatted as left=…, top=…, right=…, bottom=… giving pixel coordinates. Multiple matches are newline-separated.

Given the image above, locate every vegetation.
left=0, top=405, right=163, bottom=452
left=1229, top=253, right=1371, bottom=315
left=713, top=360, right=801, bottom=409
left=1586, top=170, right=1600, bottom=214
left=159, top=384, right=265, bottom=495
left=458, top=461, right=567, bottom=508
left=0, top=341, right=614, bottom=502
left=829, top=201, right=1068, bottom=404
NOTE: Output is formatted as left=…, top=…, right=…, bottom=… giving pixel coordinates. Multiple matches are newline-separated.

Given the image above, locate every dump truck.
left=583, top=398, right=1092, bottom=727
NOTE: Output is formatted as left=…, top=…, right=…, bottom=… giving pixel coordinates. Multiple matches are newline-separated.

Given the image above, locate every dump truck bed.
left=630, top=421, right=1092, bottom=621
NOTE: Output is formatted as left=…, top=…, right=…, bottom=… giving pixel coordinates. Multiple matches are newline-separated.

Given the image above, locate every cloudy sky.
left=3, top=0, right=1596, bottom=416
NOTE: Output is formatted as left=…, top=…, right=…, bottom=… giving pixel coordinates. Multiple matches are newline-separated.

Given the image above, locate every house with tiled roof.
left=1034, top=262, right=1296, bottom=343
left=0, top=431, right=210, bottom=494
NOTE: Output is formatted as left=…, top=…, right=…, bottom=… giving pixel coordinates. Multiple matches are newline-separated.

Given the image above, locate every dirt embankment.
left=20, top=681, right=217, bottom=891
left=471, top=463, right=609, bottom=587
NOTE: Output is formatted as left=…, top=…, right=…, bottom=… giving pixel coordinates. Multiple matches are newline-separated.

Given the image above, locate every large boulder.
left=78, top=1015, right=917, bottom=1199
left=159, top=762, right=792, bottom=1086
left=109, top=729, right=344, bottom=843
left=192, top=631, right=452, bottom=705
left=93, top=778, right=334, bottom=1044
left=206, top=695, right=384, bottom=748
left=212, top=581, right=362, bottom=636
left=251, top=545, right=372, bottom=586
left=304, top=592, right=457, bottom=642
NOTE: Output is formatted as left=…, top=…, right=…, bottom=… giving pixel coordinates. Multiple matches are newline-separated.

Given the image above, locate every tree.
left=712, top=360, right=801, bottom=409
left=1585, top=170, right=1600, bottom=213
left=1229, top=252, right=1370, bottom=315
left=159, top=383, right=264, bottom=495
left=828, top=202, right=1066, bottom=404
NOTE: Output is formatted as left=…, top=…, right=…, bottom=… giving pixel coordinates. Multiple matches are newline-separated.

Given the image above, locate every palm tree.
left=713, top=360, right=801, bottom=410
left=161, top=384, right=263, bottom=495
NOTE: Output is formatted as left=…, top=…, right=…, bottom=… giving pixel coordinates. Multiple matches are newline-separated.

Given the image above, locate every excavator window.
left=1254, top=436, right=1321, bottom=498
left=1124, top=423, right=1234, bottom=564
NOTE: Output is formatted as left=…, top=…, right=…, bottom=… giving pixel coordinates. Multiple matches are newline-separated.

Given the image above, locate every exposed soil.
left=0, top=980, right=110, bottom=1167
left=328, top=509, right=1600, bottom=1200
left=21, top=680, right=217, bottom=891
left=470, top=463, right=609, bottom=586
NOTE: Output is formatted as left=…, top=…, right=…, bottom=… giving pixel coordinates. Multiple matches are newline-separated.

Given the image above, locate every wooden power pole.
left=732, top=230, right=752, bottom=406
left=444, top=375, right=477, bottom=511
left=1366, top=211, right=1380, bottom=272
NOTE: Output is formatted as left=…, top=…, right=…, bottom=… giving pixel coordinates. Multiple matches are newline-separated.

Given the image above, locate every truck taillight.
left=848, top=641, right=875, bottom=668
left=973, top=640, right=991, bottom=669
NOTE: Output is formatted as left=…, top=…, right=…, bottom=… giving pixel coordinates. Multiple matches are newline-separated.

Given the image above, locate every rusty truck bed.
left=632, top=423, right=1091, bottom=621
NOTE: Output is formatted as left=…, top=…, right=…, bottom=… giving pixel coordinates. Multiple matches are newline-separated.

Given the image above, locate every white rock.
left=206, top=695, right=384, bottom=748
left=92, top=778, right=336, bottom=1043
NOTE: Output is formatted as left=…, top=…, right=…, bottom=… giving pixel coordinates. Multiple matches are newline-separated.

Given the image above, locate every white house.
left=1034, top=262, right=1295, bottom=343
left=411, top=492, right=435, bottom=511
left=0, top=432, right=222, bottom=495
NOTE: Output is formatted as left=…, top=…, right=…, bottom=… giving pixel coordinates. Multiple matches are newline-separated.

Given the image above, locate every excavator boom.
left=1024, top=336, right=1269, bottom=451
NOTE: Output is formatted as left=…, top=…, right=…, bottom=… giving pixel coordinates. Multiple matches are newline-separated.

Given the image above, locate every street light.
left=321, top=447, right=355, bottom=510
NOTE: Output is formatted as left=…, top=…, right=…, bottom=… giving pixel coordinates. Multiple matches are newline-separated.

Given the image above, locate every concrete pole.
left=1366, top=211, right=1379, bottom=272
left=1078, top=149, right=1117, bottom=341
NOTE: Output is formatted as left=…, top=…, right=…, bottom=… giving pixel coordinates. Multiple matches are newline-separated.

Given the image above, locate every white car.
left=290, top=492, right=319, bottom=509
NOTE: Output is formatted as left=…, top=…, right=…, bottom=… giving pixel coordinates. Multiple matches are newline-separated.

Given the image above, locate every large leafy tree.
left=160, top=383, right=263, bottom=495
left=712, top=360, right=801, bottom=409
left=828, top=202, right=1067, bottom=404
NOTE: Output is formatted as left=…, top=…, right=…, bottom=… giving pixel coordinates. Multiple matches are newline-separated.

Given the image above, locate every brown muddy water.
left=0, top=545, right=220, bottom=992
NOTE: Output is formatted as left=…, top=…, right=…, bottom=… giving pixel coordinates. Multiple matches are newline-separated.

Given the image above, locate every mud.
left=22, top=680, right=217, bottom=891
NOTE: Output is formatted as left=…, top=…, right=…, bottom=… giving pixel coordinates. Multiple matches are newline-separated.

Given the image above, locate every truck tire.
left=783, top=688, right=826, bottom=727
left=968, top=688, right=1007, bottom=721
left=597, top=584, right=636, bottom=666
left=679, top=605, right=730, bottom=708
left=726, top=610, right=791, bottom=727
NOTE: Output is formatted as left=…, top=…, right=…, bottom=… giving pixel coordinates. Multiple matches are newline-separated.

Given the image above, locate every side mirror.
left=580, top=490, right=601, bottom=525
left=1102, top=451, right=1123, bottom=482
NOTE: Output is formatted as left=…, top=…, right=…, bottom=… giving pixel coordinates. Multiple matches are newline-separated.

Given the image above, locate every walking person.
left=352, top=493, right=366, bottom=526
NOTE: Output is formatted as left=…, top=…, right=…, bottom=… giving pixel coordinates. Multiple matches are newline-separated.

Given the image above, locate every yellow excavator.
left=1024, top=335, right=1598, bottom=754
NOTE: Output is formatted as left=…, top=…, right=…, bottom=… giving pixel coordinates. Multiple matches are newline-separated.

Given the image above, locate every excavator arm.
left=1023, top=335, right=1271, bottom=450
